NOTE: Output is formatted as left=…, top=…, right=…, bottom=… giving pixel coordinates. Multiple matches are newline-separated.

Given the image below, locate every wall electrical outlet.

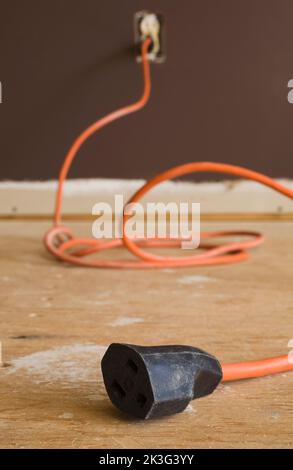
left=134, top=11, right=166, bottom=63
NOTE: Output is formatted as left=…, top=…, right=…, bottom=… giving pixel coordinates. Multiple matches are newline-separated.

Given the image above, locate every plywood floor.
left=0, top=220, right=292, bottom=449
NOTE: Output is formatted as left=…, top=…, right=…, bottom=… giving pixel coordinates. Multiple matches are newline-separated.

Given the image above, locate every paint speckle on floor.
left=59, top=412, right=74, bottom=419
left=177, top=275, right=213, bottom=285
left=217, top=384, right=233, bottom=394
left=5, top=343, right=106, bottom=386
left=97, top=290, right=113, bottom=298
left=161, top=269, right=175, bottom=273
left=185, top=404, right=195, bottom=413
left=109, top=317, right=144, bottom=327
left=271, top=411, right=280, bottom=421
left=40, top=296, right=52, bottom=308
left=1, top=276, right=11, bottom=282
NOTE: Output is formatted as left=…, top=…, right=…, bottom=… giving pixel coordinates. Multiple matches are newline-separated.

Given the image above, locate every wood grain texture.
left=0, top=220, right=292, bottom=449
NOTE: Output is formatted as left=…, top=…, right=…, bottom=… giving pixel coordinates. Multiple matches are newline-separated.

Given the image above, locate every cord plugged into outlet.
left=134, top=11, right=166, bottom=63
left=45, top=23, right=293, bottom=422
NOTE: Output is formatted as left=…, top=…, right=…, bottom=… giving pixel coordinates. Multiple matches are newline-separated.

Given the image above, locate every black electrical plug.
left=101, top=343, right=222, bottom=420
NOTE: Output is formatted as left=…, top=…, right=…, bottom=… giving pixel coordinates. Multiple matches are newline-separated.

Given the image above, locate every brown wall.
left=1, top=0, right=293, bottom=181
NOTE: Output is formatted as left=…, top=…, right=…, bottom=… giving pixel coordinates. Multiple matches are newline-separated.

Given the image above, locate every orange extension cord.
left=44, top=38, right=293, bottom=382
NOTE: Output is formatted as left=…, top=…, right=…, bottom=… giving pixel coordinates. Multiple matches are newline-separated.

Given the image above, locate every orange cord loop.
left=44, top=38, right=293, bottom=381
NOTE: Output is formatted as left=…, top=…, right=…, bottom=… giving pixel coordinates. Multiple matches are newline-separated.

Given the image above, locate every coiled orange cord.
left=44, top=38, right=293, bottom=382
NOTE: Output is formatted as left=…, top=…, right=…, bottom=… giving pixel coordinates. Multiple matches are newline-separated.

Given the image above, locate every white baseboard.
left=0, top=178, right=292, bottom=216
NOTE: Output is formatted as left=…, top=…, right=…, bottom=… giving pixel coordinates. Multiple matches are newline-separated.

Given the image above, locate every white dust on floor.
left=4, top=343, right=106, bottom=386
left=109, top=317, right=144, bottom=327
left=177, top=275, right=214, bottom=285
left=184, top=403, right=196, bottom=413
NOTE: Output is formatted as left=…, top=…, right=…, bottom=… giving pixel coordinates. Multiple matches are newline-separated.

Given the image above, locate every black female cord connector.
left=101, top=343, right=222, bottom=419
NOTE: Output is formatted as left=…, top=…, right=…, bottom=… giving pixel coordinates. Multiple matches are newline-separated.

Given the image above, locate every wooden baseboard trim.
left=1, top=213, right=293, bottom=222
